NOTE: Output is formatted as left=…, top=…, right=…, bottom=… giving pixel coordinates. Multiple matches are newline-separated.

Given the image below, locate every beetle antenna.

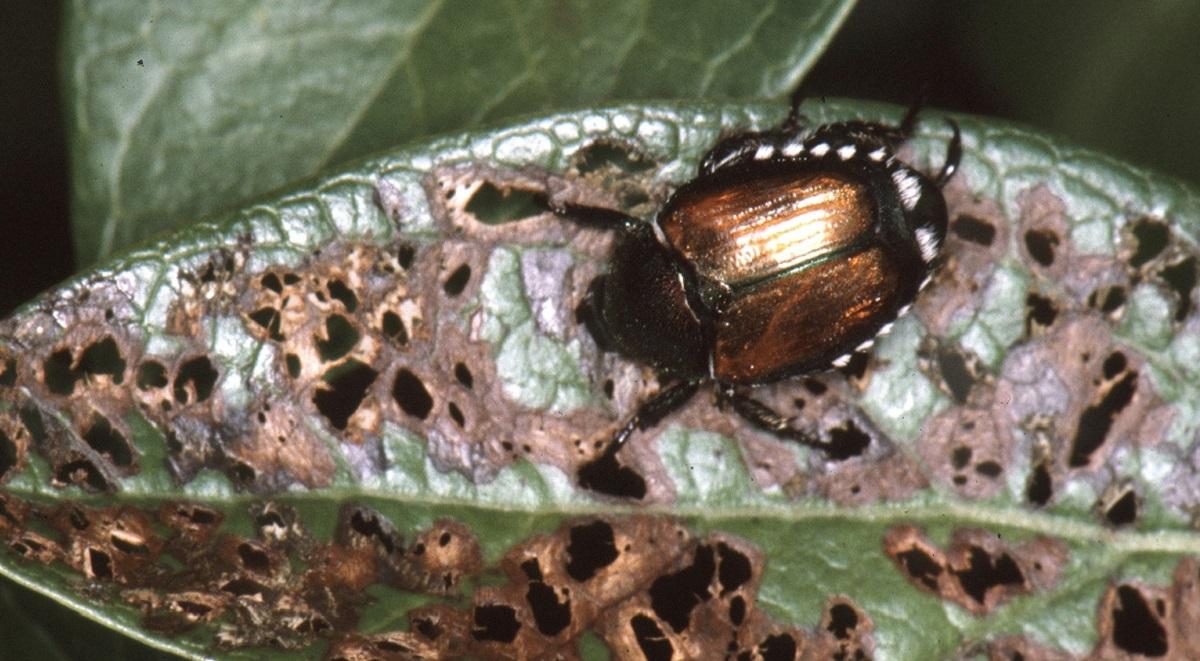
left=935, top=119, right=962, bottom=187
left=897, top=84, right=930, bottom=139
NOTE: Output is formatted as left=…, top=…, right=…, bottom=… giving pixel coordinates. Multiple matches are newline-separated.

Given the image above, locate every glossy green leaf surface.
left=7, top=98, right=1200, bottom=659
left=62, top=0, right=854, bottom=266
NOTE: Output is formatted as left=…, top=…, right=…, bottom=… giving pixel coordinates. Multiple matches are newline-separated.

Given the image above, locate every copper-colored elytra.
left=713, top=246, right=899, bottom=384
left=659, top=170, right=874, bottom=287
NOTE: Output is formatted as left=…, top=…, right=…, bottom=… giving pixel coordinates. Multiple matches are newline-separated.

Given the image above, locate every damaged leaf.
left=6, top=100, right=1200, bottom=658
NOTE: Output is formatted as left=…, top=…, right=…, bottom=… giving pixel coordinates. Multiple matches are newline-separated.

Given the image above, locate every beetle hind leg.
left=722, top=387, right=835, bottom=452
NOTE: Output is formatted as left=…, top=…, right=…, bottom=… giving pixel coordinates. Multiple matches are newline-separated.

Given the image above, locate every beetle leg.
left=577, top=380, right=701, bottom=498
left=780, top=86, right=809, bottom=135
left=538, top=194, right=643, bottom=234
left=611, top=379, right=702, bottom=448
left=934, top=119, right=962, bottom=187
left=721, top=387, right=832, bottom=452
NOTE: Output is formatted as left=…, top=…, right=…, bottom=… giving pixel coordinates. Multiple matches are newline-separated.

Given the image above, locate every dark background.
left=2, top=1, right=1198, bottom=657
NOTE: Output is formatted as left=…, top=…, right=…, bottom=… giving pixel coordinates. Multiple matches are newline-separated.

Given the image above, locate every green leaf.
left=8, top=99, right=1200, bottom=658
left=62, top=0, right=854, bottom=266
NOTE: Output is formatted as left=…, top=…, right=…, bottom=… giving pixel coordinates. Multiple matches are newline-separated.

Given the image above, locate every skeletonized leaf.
left=5, top=100, right=1200, bottom=658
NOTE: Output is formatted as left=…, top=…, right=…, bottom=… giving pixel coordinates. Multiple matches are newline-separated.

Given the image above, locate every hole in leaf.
left=381, top=311, right=408, bottom=345
left=1089, top=286, right=1127, bottom=314
left=1159, top=256, right=1196, bottom=321
left=827, top=603, right=858, bottom=639
left=649, top=545, right=715, bottom=632
left=392, top=368, right=433, bottom=420
left=1105, top=490, right=1138, bottom=527
left=221, top=577, right=267, bottom=598
left=472, top=604, right=521, bottom=642
left=1025, top=293, right=1058, bottom=335
left=631, top=614, right=673, bottom=661
left=1102, top=352, right=1127, bottom=379
left=1024, top=229, right=1059, bottom=267
left=237, top=542, right=271, bottom=572
left=1022, top=465, right=1051, bottom=506
left=839, top=351, right=870, bottom=380
left=326, top=279, right=358, bottom=312
left=313, top=360, right=378, bottom=431
left=396, top=243, right=416, bottom=269
left=248, top=307, right=283, bottom=341
left=86, top=548, right=112, bottom=579
left=82, top=415, right=133, bottom=467
left=109, top=532, right=149, bottom=555
left=1129, top=218, right=1169, bottom=268
left=349, top=509, right=396, bottom=554
left=758, top=634, right=797, bottom=661
left=230, top=462, right=256, bottom=485
left=954, top=548, right=1024, bottom=604
left=173, top=356, right=218, bottom=405
left=716, top=542, right=751, bottom=594
left=566, top=520, right=618, bottom=582
left=951, top=215, right=996, bottom=245
left=1112, top=585, right=1167, bottom=656
left=260, top=273, right=283, bottom=293
left=447, top=402, right=465, bottom=428
left=285, top=353, right=301, bottom=378
left=78, top=337, right=125, bottom=384
left=951, top=446, right=972, bottom=470
left=729, top=595, right=746, bottom=625
left=0, top=430, right=17, bottom=479
left=826, top=421, right=871, bottom=460
left=803, top=378, right=828, bottom=395
left=442, top=264, right=471, bottom=297
left=316, top=315, right=360, bottom=363
left=975, top=461, right=1002, bottom=478
left=43, top=349, right=76, bottom=395
left=1069, top=371, right=1138, bottom=467
left=464, top=182, right=544, bottom=224
left=896, top=547, right=942, bottom=590
left=936, top=347, right=974, bottom=403
left=454, top=362, right=473, bottom=389
left=136, top=361, right=168, bottom=390
left=577, top=451, right=646, bottom=499
left=524, top=572, right=571, bottom=636
left=0, top=358, right=16, bottom=386
left=56, top=459, right=109, bottom=491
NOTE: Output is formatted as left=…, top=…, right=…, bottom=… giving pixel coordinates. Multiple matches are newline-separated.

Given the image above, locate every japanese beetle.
left=546, top=91, right=961, bottom=498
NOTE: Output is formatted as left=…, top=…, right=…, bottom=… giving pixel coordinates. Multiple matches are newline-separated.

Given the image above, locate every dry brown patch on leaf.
left=917, top=337, right=1016, bottom=499
left=883, top=525, right=1068, bottom=615
left=325, top=516, right=846, bottom=660
left=0, top=409, right=30, bottom=484
left=1091, top=556, right=1200, bottom=660
left=0, top=494, right=483, bottom=651
left=998, top=316, right=1167, bottom=478
left=712, top=375, right=926, bottom=505
left=0, top=304, right=143, bottom=491
left=919, top=188, right=1010, bottom=338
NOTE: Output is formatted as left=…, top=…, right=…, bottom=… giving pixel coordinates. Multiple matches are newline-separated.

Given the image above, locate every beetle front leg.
left=720, top=386, right=835, bottom=453
left=537, top=194, right=643, bottom=234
